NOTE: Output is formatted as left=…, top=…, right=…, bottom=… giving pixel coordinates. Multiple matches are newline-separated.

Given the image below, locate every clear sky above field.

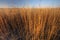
left=0, top=0, right=60, bottom=8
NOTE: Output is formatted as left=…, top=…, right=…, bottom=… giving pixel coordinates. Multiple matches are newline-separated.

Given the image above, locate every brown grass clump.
left=0, top=8, right=60, bottom=40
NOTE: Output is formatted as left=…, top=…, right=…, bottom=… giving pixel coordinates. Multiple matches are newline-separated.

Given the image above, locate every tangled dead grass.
left=0, top=8, right=60, bottom=40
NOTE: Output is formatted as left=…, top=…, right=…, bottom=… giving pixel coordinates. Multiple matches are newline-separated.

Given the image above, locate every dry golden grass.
left=0, top=8, right=60, bottom=40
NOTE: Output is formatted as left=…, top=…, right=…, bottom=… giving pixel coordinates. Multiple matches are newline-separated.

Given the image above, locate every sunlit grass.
left=0, top=8, right=60, bottom=40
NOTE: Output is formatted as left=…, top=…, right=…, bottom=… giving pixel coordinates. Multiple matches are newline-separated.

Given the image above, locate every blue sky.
left=0, top=0, right=60, bottom=8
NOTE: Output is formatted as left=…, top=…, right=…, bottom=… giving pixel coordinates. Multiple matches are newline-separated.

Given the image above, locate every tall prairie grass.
left=0, top=8, right=60, bottom=40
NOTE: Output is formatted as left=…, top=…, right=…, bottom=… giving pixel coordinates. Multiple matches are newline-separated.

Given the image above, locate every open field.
left=0, top=8, right=60, bottom=40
